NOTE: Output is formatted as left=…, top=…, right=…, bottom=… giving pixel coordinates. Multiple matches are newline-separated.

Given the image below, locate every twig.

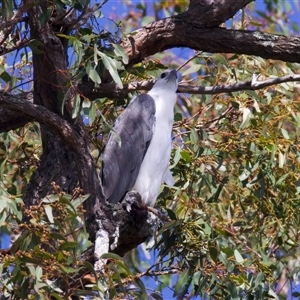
left=177, top=73, right=300, bottom=95
left=177, top=52, right=202, bottom=72
left=86, top=73, right=300, bottom=99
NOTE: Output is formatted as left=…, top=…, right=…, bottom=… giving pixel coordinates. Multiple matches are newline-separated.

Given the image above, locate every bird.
left=100, top=70, right=179, bottom=207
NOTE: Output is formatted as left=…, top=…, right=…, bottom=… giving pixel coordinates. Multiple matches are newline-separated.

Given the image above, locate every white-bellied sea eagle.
left=101, top=70, right=179, bottom=207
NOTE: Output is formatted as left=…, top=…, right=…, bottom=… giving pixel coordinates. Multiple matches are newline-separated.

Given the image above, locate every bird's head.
left=151, top=70, right=180, bottom=92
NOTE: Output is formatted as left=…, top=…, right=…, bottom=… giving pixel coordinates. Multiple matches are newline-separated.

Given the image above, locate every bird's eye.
left=161, top=72, right=167, bottom=78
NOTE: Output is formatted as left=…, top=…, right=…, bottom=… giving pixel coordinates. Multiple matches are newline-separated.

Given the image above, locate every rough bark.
left=123, top=20, right=300, bottom=67
left=0, top=109, right=31, bottom=132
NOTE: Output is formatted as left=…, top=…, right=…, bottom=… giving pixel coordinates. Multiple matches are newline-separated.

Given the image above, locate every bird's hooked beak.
left=167, top=70, right=180, bottom=82
left=169, top=69, right=177, bottom=78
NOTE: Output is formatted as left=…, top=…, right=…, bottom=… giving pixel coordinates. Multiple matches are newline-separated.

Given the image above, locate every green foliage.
left=0, top=193, right=91, bottom=299
left=0, top=125, right=40, bottom=198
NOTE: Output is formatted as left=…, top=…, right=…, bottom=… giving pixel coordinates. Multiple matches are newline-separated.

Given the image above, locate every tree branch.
left=0, top=92, right=86, bottom=153
left=0, top=2, right=29, bottom=51
left=122, top=19, right=300, bottom=66
left=178, top=73, right=300, bottom=95
left=1, top=72, right=299, bottom=132
left=68, top=0, right=108, bottom=30
left=0, top=92, right=33, bottom=131
left=78, top=73, right=300, bottom=100
left=185, top=0, right=253, bottom=27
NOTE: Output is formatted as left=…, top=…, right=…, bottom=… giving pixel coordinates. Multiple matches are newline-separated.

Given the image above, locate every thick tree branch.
left=0, top=112, right=30, bottom=132
left=0, top=93, right=79, bottom=147
left=123, top=19, right=300, bottom=66
left=0, top=92, right=32, bottom=131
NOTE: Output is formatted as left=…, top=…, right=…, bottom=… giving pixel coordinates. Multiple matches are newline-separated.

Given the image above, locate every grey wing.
left=100, top=94, right=156, bottom=204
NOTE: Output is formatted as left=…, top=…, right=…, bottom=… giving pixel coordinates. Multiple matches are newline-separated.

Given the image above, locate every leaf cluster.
left=0, top=192, right=91, bottom=299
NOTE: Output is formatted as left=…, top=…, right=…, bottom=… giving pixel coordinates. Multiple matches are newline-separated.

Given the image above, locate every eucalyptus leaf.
left=97, top=50, right=123, bottom=88
left=113, top=44, right=129, bottom=64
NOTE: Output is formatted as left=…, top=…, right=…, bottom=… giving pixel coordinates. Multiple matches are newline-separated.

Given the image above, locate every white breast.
left=132, top=88, right=177, bottom=207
